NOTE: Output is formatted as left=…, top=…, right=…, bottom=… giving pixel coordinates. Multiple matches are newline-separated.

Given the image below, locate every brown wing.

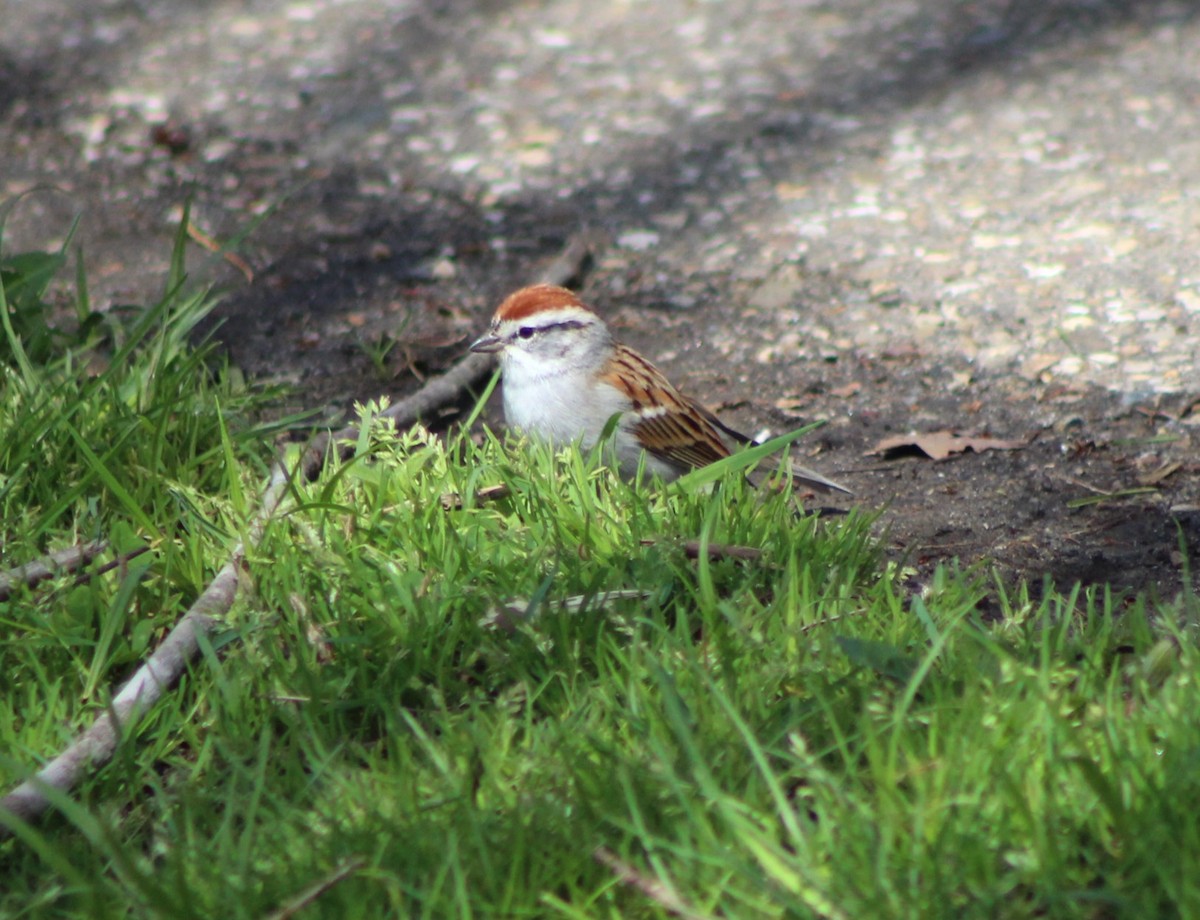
left=599, top=344, right=852, bottom=493
left=633, top=403, right=732, bottom=469
left=599, top=345, right=732, bottom=471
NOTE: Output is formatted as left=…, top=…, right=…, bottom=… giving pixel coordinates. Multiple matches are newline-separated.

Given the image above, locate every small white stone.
left=285, top=3, right=317, bottom=21
left=430, top=257, right=457, bottom=279
left=972, top=233, right=1021, bottom=250
left=617, top=230, right=660, bottom=251
left=449, top=155, right=480, bottom=174
left=534, top=29, right=573, bottom=48
left=1057, top=356, right=1084, bottom=375
left=1024, top=263, right=1065, bottom=280
left=1174, top=290, right=1200, bottom=313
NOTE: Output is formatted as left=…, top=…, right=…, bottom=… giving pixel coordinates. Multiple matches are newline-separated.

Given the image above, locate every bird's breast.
left=501, top=368, right=630, bottom=447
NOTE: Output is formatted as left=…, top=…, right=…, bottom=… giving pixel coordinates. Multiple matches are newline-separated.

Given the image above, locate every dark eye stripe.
left=514, top=319, right=588, bottom=339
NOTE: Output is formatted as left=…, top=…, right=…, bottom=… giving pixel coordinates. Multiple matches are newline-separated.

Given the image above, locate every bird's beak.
left=469, top=333, right=503, bottom=354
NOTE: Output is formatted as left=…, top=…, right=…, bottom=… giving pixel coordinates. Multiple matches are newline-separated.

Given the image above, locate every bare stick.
left=534, top=233, right=593, bottom=291
left=186, top=220, right=255, bottom=283
left=70, top=546, right=152, bottom=587
left=0, top=235, right=594, bottom=836
left=299, top=351, right=496, bottom=480
left=261, top=857, right=366, bottom=920
left=300, top=234, right=593, bottom=480
left=0, top=462, right=290, bottom=833
left=592, top=846, right=711, bottom=920
left=0, top=540, right=108, bottom=601
left=638, top=538, right=764, bottom=562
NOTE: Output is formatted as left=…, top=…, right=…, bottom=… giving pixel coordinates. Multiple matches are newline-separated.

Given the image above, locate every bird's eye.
left=518, top=326, right=535, bottom=339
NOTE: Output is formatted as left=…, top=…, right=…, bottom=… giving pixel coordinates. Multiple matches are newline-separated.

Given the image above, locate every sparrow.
left=469, top=284, right=850, bottom=494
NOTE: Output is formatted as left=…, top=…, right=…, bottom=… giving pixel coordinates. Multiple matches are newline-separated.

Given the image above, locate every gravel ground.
left=3, top=0, right=1198, bottom=596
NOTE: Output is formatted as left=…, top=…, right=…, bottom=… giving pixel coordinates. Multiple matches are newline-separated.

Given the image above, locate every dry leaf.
left=869, top=431, right=1027, bottom=462
left=1139, top=461, right=1181, bottom=486
left=773, top=396, right=808, bottom=416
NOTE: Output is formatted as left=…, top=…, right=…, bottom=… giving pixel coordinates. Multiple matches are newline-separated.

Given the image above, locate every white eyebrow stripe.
left=532, top=319, right=589, bottom=333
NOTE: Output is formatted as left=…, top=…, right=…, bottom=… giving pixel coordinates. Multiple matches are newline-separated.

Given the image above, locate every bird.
left=469, top=284, right=850, bottom=494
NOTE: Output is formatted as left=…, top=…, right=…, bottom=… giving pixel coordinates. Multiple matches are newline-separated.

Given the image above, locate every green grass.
left=2, top=224, right=1200, bottom=919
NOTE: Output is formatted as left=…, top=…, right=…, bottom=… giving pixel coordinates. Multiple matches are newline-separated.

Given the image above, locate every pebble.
left=616, top=230, right=660, bottom=252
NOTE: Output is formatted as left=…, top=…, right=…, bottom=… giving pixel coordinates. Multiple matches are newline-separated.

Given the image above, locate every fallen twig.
left=299, top=353, right=495, bottom=480
left=0, top=540, right=110, bottom=601
left=260, top=857, right=366, bottom=920
left=534, top=233, right=593, bottom=291
left=0, top=234, right=594, bottom=837
left=592, top=846, right=710, bottom=920
left=186, top=220, right=255, bottom=283
left=640, top=539, right=764, bottom=562
left=1139, top=460, right=1181, bottom=486
left=301, top=236, right=593, bottom=481
left=70, top=546, right=152, bottom=588
left=1060, top=475, right=1115, bottom=496
left=0, top=462, right=289, bottom=833
left=800, top=612, right=850, bottom=633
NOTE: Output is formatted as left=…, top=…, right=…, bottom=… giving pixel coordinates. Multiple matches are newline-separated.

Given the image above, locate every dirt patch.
left=201, top=230, right=1200, bottom=600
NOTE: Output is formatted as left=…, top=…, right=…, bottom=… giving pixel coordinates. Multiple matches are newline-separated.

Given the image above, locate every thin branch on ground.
left=70, top=546, right=152, bottom=588
left=186, top=219, right=255, bottom=282
left=300, top=235, right=593, bottom=480
left=592, top=846, right=711, bottom=920
left=639, top=539, right=764, bottom=562
left=0, top=540, right=109, bottom=601
left=260, top=857, right=367, bottom=920
left=0, top=235, right=593, bottom=837
left=0, top=461, right=289, bottom=834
